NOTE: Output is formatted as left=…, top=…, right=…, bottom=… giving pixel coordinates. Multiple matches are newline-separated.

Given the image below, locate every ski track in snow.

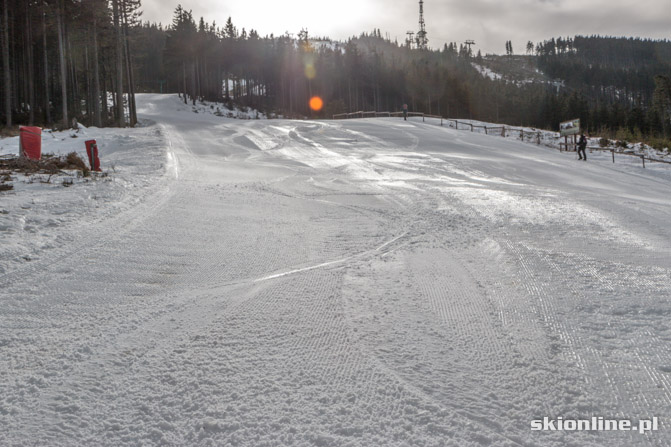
left=1, top=94, right=671, bottom=446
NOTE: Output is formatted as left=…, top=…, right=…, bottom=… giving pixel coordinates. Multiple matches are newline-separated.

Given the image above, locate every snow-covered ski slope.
left=1, top=94, right=670, bottom=446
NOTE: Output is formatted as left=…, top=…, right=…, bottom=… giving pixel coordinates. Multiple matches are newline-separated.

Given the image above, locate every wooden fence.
left=332, top=110, right=671, bottom=168
left=584, top=147, right=671, bottom=168
left=333, top=111, right=544, bottom=145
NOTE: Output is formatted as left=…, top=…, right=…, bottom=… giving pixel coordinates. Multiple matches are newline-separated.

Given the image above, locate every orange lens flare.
left=309, top=96, right=323, bottom=112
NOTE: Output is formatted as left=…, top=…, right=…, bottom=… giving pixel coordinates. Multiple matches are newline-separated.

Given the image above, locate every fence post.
left=485, top=126, right=488, bottom=135
left=641, top=155, right=646, bottom=168
left=423, top=114, right=425, bottom=122
left=611, top=150, right=615, bottom=163
left=470, top=123, right=473, bottom=132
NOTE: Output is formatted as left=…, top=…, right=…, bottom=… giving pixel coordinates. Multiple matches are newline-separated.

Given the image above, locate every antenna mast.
left=464, top=39, right=475, bottom=57
left=406, top=31, right=415, bottom=49
left=416, top=0, right=428, bottom=50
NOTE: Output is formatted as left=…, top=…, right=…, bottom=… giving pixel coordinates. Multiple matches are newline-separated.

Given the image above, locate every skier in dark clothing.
left=402, top=104, right=408, bottom=121
left=577, top=132, right=587, bottom=161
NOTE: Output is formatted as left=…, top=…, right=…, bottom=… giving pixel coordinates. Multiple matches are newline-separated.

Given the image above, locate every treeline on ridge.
left=1, top=1, right=670, bottom=147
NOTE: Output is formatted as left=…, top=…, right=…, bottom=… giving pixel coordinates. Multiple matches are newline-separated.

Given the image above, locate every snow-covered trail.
left=1, top=94, right=670, bottom=446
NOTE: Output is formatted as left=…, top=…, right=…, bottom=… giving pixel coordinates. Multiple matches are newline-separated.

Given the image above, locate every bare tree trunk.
left=125, top=44, right=136, bottom=126
left=66, top=27, right=77, bottom=125
left=2, top=0, right=11, bottom=127
left=56, top=1, right=68, bottom=128
left=101, top=68, right=108, bottom=121
left=182, top=61, right=187, bottom=104
left=92, top=18, right=102, bottom=127
left=84, top=44, right=91, bottom=122
left=42, top=9, right=51, bottom=124
left=194, top=57, right=200, bottom=100
left=191, top=62, right=196, bottom=105
left=121, top=1, right=136, bottom=126
left=112, top=0, right=124, bottom=126
left=123, top=31, right=136, bottom=126
left=25, top=3, right=35, bottom=124
left=216, top=64, right=221, bottom=100
left=347, top=80, right=351, bottom=111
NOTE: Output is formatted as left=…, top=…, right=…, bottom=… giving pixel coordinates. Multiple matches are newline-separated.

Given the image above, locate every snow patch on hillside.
left=472, top=63, right=503, bottom=81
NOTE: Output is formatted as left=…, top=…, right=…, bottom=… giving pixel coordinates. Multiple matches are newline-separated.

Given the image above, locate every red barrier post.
left=85, top=139, right=102, bottom=171
left=19, top=126, right=42, bottom=160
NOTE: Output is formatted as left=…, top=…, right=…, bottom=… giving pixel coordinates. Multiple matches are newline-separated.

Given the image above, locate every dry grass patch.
left=0, top=152, right=89, bottom=175
left=0, top=127, right=20, bottom=138
left=0, top=152, right=93, bottom=190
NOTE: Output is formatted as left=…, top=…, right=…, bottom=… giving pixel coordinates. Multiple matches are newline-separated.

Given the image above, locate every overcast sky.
left=141, top=0, right=671, bottom=55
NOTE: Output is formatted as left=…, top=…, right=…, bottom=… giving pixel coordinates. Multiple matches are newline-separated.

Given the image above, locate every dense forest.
left=534, top=36, right=671, bottom=142
left=1, top=1, right=670, bottom=147
left=0, top=0, right=141, bottom=130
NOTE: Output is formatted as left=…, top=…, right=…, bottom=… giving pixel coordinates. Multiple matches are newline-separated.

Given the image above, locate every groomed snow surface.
left=1, top=94, right=670, bottom=446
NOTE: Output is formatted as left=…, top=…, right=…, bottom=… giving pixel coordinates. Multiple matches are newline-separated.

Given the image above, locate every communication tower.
left=416, top=0, right=428, bottom=50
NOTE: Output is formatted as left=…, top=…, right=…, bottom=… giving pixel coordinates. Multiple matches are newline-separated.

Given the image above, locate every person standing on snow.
left=402, top=104, right=408, bottom=121
left=577, top=132, right=588, bottom=161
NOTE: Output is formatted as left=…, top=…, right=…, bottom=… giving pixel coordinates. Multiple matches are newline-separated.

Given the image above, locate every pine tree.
left=224, top=17, right=236, bottom=40
left=121, top=0, right=142, bottom=126
left=526, top=41, right=534, bottom=55
left=165, top=5, right=197, bottom=104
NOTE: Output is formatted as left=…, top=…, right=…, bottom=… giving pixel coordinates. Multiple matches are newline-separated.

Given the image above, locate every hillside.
left=473, top=55, right=550, bottom=84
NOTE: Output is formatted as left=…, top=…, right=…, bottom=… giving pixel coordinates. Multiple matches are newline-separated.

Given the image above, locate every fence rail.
left=333, top=111, right=395, bottom=119
left=585, top=147, right=671, bottom=168
left=332, top=110, right=670, bottom=168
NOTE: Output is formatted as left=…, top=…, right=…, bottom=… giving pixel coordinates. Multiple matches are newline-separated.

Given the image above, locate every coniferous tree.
left=526, top=41, right=534, bottom=55
left=121, top=0, right=142, bottom=126
left=0, top=0, right=136, bottom=129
